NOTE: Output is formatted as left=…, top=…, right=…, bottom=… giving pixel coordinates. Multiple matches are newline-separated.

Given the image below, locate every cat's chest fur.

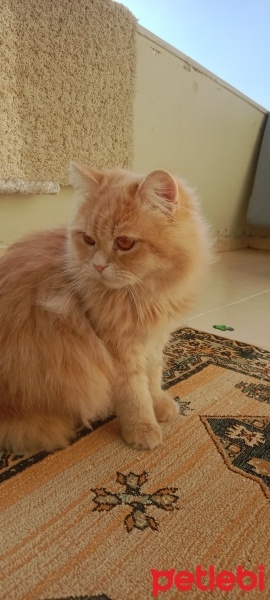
left=85, top=286, right=156, bottom=345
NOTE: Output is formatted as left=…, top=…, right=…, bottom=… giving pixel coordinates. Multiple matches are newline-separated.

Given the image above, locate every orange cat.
left=0, top=164, right=212, bottom=453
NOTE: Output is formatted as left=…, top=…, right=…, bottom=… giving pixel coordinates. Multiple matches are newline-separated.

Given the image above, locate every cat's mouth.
left=91, top=269, right=129, bottom=290
left=101, top=277, right=129, bottom=290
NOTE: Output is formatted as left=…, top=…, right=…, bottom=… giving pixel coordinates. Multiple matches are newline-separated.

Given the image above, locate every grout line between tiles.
left=186, top=289, right=270, bottom=322
left=204, top=289, right=270, bottom=314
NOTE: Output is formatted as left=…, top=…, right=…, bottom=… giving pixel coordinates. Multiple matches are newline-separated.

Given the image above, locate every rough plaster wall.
left=0, top=0, right=136, bottom=184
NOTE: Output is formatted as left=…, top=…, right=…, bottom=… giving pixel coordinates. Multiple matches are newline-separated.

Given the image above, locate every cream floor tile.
left=190, top=282, right=265, bottom=316
left=190, top=250, right=270, bottom=318
left=212, top=249, right=270, bottom=291
left=186, top=291, right=270, bottom=350
left=185, top=249, right=270, bottom=351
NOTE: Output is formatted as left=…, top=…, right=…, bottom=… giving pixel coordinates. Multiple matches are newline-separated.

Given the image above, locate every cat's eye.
left=116, top=236, right=135, bottom=251
left=83, top=234, right=95, bottom=246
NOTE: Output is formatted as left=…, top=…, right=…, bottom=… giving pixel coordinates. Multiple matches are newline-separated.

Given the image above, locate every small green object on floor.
left=213, top=324, right=235, bottom=331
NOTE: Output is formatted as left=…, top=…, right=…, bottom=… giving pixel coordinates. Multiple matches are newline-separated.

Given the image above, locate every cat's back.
left=0, top=228, right=66, bottom=276
left=0, top=229, right=67, bottom=322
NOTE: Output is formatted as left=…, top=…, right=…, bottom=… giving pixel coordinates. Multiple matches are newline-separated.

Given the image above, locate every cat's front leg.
left=147, top=338, right=179, bottom=423
left=114, top=353, right=162, bottom=450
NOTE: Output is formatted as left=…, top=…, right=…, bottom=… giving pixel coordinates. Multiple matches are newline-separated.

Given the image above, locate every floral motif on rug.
left=91, top=471, right=179, bottom=532
left=201, top=416, right=270, bottom=500
left=174, top=396, right=194, bottom=416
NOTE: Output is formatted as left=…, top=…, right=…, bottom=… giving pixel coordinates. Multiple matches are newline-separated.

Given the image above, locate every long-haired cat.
left=0, top=164, right=212, bottom=453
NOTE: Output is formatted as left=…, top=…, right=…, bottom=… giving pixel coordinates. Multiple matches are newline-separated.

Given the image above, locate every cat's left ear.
left=69, top=161, right=103, bottom=201
left=137, top=169, right=178, bottom=214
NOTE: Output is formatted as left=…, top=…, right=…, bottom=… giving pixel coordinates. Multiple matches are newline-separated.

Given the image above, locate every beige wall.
left=0, top=187, right=74, bottom=250
left=0, top=25, right=269, bottom=250
left=133, top=27, right=268, bottom=238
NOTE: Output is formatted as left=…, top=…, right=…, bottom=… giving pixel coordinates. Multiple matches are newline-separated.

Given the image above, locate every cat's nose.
left=94, top=264, right=107, bottom=273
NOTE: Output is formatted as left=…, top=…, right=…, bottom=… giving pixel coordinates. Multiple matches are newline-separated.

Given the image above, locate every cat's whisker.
left=35, top=260, right=83, bottom=288
left=127, top=285, right=140, bottom=330
left=61, top=280, right=85, bottom=313
left=123, top=265, right=153, bottom=293
left=64, top=265, right=85, bottom=279
left=47, top=275, right=85, bottom=305
left=35, top=253, right=78, bottom=264
left=44, top=284, right=75, bottom=305
left=128, top=275, right=153, bottom=304
left=35, top=272, right=66, bottom=287
left=135, top=283, right=153, bottom=305
left=127, top=285, right=137, bottom=315
left=134, top=276, right=152, bottom=292
left=35, top=268, right=81, bottom=288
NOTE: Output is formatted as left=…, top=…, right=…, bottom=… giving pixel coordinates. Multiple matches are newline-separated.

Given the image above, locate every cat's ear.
left=137, top=169, right=178, bottom=214
left=69, top=161, right=103, bottom=200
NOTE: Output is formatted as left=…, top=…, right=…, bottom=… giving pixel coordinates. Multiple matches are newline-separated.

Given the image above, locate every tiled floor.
left=184, top=249, right=270, bottom=351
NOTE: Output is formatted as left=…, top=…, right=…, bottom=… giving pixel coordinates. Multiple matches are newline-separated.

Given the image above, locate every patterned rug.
left=1, top=328, right=270, bottom=599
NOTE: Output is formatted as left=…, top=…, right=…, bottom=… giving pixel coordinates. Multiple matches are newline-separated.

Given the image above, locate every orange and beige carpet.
left=0, top=328, right=270, bottom=599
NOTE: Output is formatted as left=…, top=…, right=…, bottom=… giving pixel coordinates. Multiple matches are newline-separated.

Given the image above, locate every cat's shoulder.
left=0, top=228, right=67, bottom=265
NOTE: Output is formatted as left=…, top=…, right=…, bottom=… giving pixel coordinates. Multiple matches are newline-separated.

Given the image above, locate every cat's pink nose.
left=94, top=264, right=107, bottom=273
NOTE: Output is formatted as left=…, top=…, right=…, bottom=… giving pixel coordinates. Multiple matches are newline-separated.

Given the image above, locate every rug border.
left=200, top=415, right=270, bottom=501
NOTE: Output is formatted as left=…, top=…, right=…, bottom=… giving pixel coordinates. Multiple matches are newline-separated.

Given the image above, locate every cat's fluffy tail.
left=0, top=414, right=75, bottom=454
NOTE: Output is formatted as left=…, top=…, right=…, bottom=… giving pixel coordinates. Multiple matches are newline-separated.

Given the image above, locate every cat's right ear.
left=137, top=169, right=178, bottom=215
left=69, top=161, right=103, bottom=201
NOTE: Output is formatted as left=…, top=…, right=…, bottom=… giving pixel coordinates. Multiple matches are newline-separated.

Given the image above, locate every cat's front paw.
left=153, top=392, right=179, bottom=422
left=122, top=421, right=162, bottom=450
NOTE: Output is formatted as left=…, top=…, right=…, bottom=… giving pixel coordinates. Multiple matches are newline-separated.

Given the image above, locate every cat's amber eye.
left=83, top=234, right=95, bottom=246
left=116, top=237, right=135, bottom=251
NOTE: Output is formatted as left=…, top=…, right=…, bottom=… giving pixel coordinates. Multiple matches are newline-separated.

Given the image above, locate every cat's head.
left=68, top=162, right=209, bottom=293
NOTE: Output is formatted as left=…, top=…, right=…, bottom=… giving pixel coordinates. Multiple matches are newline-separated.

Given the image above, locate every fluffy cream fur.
left=0, top=164, right=212, bottom=453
